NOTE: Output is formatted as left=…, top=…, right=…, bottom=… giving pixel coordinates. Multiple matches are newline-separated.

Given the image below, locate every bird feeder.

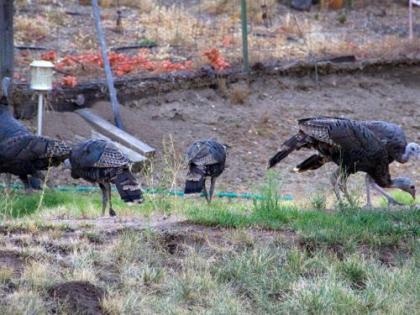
left=30, top=60, right=54, bottom=136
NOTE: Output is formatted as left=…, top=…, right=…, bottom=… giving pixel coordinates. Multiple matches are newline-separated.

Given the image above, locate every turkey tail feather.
left=294, top=154, right=327, bottom=173
left=268, top=134, right=307, bottom=168
left=113, top=170, right=143, bottom=203
left=184, top=177, right=205, bottom=194
left=184, top=165, right=205, bottom=194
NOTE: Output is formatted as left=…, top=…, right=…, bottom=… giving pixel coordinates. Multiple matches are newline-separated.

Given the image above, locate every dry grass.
left=71, top=30, right=99, bottom=51
left=139, top=6, right=205, bottom=48
left=14, top=16, right=50, bottom=44
left=229, top=82, right=250, bottom=105
left=203, top=0, right=278, bottom=24
left=100, top=0, right=154, bottom=12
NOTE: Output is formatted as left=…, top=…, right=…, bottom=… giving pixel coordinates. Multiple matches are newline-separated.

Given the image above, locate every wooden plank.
left=91, top=130, right=146, bottom=173
left=76, top=108, right=155, bottom=156
left=0, top=0, right=14, bottom=78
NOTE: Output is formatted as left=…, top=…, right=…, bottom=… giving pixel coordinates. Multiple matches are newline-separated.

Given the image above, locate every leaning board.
left=76, top=108, right=155, bottom=156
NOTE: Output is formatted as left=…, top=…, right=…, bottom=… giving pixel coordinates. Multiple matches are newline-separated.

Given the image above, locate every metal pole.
left=409, top=0, right=413, bottom=40
left=240, top=0, right=250, bottom=74
left=91, top=0, right=124, bottom=130
left=0, top=0, right=14, bottom=79
left=37, top=93, right=43, bottom=136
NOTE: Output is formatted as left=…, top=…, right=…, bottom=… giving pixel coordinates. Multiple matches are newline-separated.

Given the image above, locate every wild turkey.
left=67, top=139, right=143, bottom=216
left=184, top=139, right=228, bottom=203
left=361, top=120, right=420, bottom=164
left=286, top=118, right=420, bottom=206
left=0, top=77, right=71, bottom=190
left=268, top=117, right=416, bottom=205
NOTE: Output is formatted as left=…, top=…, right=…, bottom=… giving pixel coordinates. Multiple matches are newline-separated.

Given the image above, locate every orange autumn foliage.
left=41, top=50, right=57, bottom=62
left=203, top=48, right=230, bottom=71
left=61, top=75, right=77, bottom=88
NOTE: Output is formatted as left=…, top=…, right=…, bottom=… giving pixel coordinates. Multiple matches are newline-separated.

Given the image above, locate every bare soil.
left=27, top=67, right=420, bottom=201
left=0, top=250, right=26, bottom=276
left=48, top=281, right=105, bottom=315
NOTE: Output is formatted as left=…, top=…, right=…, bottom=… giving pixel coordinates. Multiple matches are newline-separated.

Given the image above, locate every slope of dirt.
left=28, top=67, right=420, bottom=201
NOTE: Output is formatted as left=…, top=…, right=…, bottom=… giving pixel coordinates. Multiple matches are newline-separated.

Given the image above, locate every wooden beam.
left=76, top=108, right=155, bottom=156
left=0, top=0, right=14, bottom=79
left=91, top=130, right=146, bottom=173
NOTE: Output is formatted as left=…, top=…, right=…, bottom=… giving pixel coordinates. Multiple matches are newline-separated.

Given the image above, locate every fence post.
left=409, top=0, right=413, bottom=40
left=91, top=0, right=124, bottom=130
left=240, top=0, right=250, bottom=74
left=0, top=0, right=14, bottom=79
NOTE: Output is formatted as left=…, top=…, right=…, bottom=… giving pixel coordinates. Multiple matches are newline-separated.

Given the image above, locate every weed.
left=337, top=256, right=367, bottom=289
left=337, top=13, right=347, bottom=24
left=0, top=267, right=14, bottom=283
left=229, top=83, right=250, bottom=105
left=253, top=171, right=282, bottom=214
left=310, top=192, right=327, bottom=211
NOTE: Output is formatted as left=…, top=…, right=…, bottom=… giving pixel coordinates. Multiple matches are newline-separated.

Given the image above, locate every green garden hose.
left=0, top=184, right=293, bottom=201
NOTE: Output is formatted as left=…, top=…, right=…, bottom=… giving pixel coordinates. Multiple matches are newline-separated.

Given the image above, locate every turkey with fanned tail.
left=66, top=139, right=143, bottom=216
left=184, top=139, right=228, bottom=203
left=268, top=117, right=416, bottom=206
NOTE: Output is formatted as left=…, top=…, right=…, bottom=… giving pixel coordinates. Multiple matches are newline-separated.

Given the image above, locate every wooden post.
left=91, top=0, right=124, bottom=130
left=409, top=0, right=413, bottom=40
left=0, top=0, right=14, bottom=79
left=240, top=0, right=250, bottom=74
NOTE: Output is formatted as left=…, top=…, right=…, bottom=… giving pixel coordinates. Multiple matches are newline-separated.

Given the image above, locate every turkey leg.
left=106, top=182, right=116, bottom=216
left=209, top=177, right=217, bottom=203
left=19, top=175, right=32, bottom=193
left=99, top=183, right=108, bottom=216
left=202, top=179, right=209, bottom=203
left=330, top=169, right=342, bottom=202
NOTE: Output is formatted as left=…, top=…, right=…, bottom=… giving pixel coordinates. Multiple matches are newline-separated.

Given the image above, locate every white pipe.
left=37, top=93, right=43, bottom=136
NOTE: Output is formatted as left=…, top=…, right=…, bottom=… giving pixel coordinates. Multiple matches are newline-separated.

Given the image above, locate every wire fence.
left=11, top=0, right=420, bottom=86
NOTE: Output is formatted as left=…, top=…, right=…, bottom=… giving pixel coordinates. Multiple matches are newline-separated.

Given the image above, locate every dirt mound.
left=48, top=281, right=106, bottom=315
left=0, top=250, right=26, bottom=276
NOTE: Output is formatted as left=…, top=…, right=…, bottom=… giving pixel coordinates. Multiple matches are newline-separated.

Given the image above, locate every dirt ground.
left=22, top=66, right=420, bottom=201
left=0, top=217, right=300, bottom=314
